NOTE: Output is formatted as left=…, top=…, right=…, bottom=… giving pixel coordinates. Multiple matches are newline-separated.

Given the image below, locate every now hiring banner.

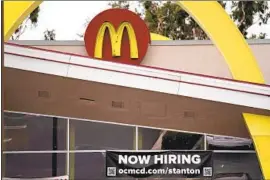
left=106, top=151, right=213, bottom=179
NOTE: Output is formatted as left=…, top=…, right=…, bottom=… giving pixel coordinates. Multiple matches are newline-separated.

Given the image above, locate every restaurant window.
left=3, top=112, right=68, bottom=179
left=69, top=119, right=134, bottom=150
left=3, top=153, right=66, bottom=178
left=212, top=153, right=262, bottom=179
left=138, top=127, right=161, bottom=150
left=205, top=134, right=260, bottom=179
left=3, top=112, right=67, bottom=151
left=162, top=131, right=204, bottom=150
left=206, top=134, right=255, bottom=150
left=71, top=152, right=105, bottom=180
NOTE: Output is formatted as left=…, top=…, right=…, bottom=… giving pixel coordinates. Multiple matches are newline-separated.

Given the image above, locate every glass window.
left=70, top=120, right=134, bottom=150
left=69, top=152, right=105, bottom=180
left=138, top=127, right=162, bottom=150
left=206, top=135, right=254, bottom=150
left=161, top=131, right=204, bottom=150
left=3, top=112, right=67, bottom=151
left=3, top=153, right=66, bottom=178
left=213, top=153, right=262, bottom=179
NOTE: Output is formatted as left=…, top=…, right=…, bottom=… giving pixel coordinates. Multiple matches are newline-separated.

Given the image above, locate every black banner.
left=106, top=151, right=213, bottom=179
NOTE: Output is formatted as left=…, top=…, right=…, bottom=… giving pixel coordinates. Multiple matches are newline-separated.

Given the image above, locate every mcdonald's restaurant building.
left=3, top=9, right=270, bottom=180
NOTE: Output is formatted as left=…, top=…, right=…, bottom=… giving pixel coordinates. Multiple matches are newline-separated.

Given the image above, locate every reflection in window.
left=139, top=128, right=161, bottom=150
left=206, top=135, right=254, bottom=150
left=69, top=120, right=134, bottom=150
left=3, top=112, right=67, bottom=151
left=71, top=153, right=105, bottom=180
left=162, top=131, right=204, bottom=150
left=213, top=153, right=262, bottom=180
left=3, top=153, right=66, bottom=178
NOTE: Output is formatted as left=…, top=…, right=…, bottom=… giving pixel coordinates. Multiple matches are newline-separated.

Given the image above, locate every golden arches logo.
left=94, top=22, right=138, bottom=59
left=84, top=8, right=150, bottom=65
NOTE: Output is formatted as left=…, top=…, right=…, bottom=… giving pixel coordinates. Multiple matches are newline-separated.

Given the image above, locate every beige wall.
left=9, top=40, right=270, bottom=84
left=4, top=67, right=269, bottom=138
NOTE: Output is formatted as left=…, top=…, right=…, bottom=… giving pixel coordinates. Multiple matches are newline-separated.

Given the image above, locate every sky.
left=19, top=1, right=270, bottom=40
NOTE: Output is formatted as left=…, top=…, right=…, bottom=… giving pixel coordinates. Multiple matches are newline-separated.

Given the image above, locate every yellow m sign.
left=94, top=22, right=139, bottom=59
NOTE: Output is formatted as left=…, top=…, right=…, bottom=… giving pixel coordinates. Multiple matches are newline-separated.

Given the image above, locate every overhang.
left=3, top=43, right=270, bottom=138
left=8, top=39, right=270, bottom=84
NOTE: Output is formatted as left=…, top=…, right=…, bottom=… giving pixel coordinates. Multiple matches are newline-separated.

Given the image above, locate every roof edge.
left=7, top=39, right=270, bottom=46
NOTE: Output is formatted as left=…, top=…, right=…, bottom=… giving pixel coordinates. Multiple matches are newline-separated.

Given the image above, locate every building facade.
left=3, top=39, right=269, bottom=179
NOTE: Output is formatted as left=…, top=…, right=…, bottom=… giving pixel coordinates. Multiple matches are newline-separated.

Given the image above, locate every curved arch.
left=4, top=1, right=42, bottom=41
left=176, top=1, right=265, bottom=83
